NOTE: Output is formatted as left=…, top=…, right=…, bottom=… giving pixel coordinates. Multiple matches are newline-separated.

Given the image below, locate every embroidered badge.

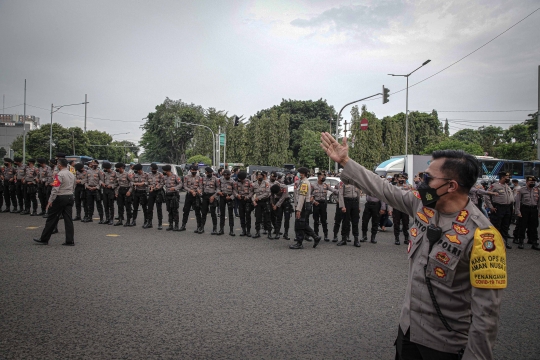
left=453, top=224, right=469, bottom=235
left=436, top=252, right=450, bottom=265
left=423, top=207, right=434, bottom=218
left=434, top=267, right=446, bottom=278
left=410, top=228, right=418, bottom=237
left=480, top=233, right=496, bottom=252
left=455, top=210, right=469, bottom=223
left=51, top=174, right=60, bottom=187
left=412, top=191, right=421, bottom=199
left=445, top=233, right=462, bottom=245
left=417, top=212, right=429, bottom=224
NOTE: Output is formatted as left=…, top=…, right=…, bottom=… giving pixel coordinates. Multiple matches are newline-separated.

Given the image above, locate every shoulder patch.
left=52, top=174, right=61, bottom=187
left=422, top=207, right=434, bottom=218
left=455, top=210, right=469, bottom=223
left=299, top=183, right=308, bottom=196
left=417, top=212, right=429, bottom=224
left=470, top=226, right=507, bottom=289
left=453, top=223, right=469, bottom=235
left=413, top=191, right=421, bottom=199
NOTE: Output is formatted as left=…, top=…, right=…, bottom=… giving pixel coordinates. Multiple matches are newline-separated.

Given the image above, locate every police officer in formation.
left=270, top=173, right=290, bottom=240
left=101, top=161, right=117, bottom=225
left=289, top=167, right=320, bottom=249
left=361, top=193, right=386, bottom=244
left=162, top=164, right=182, bottom=231
left=310, top=172, right=330, bottom=241
left=200, top=166, right=219, bottom=234
left=146, top=163, right=165, bottom=229
left=13, top=157, right=26, bottom=212
left=2, top=158, right=16, bottom=212
left=114, top=162, right=133, bottom=226
left=484, top=171, right=514, bottom=249
left=217, top=169, right=235, bottom=236
left=73, top=163, right=88, bottom=221
left=182, top=165, right=202, bottom=233
left=21, top=158, right=39, bottom=215
left=37, top=158, right=52, bottom=216
left=514, top=175, right=540, bottom=250
left=234, top=170, right=253, bottom=237
left=252, top=171, right=272, bottom=238
left=337, top=180, right=361, bottom=247
left=85, top=159, right=104, bottom=223
left=391, top=174, right=410, bottom=246
left=131, top=164, right=149, bottom=227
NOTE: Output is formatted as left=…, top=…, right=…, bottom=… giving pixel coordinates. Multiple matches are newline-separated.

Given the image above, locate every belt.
left=494, top=203, right=511, bottom=207
left=366, top=201, right=380, bottom=204
left=135, top=189, right=146, bottom=192
left=314, top=200, right=326, bottom=203
left=119, top=186, right=130, bottom=189
left=203, top=192, right=216, bottom=196
left=345, top=197, right=358, bottom=202
left=521, top=204, right=538, bottom=209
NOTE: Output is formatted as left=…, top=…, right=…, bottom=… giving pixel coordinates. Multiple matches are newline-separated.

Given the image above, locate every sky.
left=1, top=0, right=539, bottom=146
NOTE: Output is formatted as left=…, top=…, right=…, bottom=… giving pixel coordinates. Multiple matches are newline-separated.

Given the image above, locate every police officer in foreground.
left=337, top=180, right=361, bottom=247
left=33, top=158, right=75, bottom=246
left=484, top=171, right=514, bottom=249
left=234, top=170, right=253, bottom=237
left=289, top=167, right=320, bottom=249
left=514, top=175, right=540, bottom=250
left=181, top=165, right=202, bottom=232
left=217, top=169, right=235, bottom=236
left=2, top=158, right=16, bottom=212
left=114, top=163, right=133, bottom=227
left=131, top=164, right=148, bottom=227
left=361, top=193, right=386, bottom=244
left=322, top=133, right=505, bottom=359
left=84, top=159, right=104, bottom=223
left=146, top=163, right=165, bottom=230
left=311, top=172, right=330, bottom=241
left=73, top=163, right=87, bottom=221
left=199, top=167, right=219, bottom=234
left=162, top=165, right=182, bottom=231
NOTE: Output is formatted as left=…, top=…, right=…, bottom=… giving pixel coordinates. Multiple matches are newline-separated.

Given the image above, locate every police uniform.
left=218, top=170, right=236, bottom=236
left=114, top=163, right=133, bottom=227
left=234, top=171, right=254, bottom=237
left=34, top=166, right=76, bottom=246
left=340, top=158, right=505, bottom=359
left=14, top=158, right=26, bottom=212
left=361, top=194, right=386, bottom=244
left=131, top=164, right=149, bottom=227
left=146, top=164, right=165, bottom=229
left=101, top=162, right=118, bottom=225
left=21, top=159, right=39, bottom=215
left=2, top=158, right=16, bottom=212
left=330, top=185, right=343, bottom=242
left=252, top=175, right=272, bottom=238
left=391, top=180, right=411, bottom=245
left=181, top=166, right=202, bottom=232
left=199, top=167, right=219, bottom=234
left=84, top=163, right=104, bottom=223
left=270, top=180, right=291, bottom=240
left=514, top=176, right=540, bottom=250
left=162, top=165, right=182, bottom=231
left=311, top=177, right=330, bottom=241
left=484, top=172, right=514, bottom=249
left=337, top=182, right=361, bottom=246
left=73, top=163, right=88, bottom=221
left=37, top=159, right=52, bottom=215
left=289, top=171, right=320, bottom=249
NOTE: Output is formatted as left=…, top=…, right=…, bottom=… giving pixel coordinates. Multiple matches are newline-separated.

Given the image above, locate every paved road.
left=0, top=207, right=539, bottom=359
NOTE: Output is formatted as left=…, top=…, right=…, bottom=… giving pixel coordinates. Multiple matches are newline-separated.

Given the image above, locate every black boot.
left=404, top=236, right=409, bottom=245
left=179, top=223, right=186, bottom=231
left=142, top=219, right=149, bottom=228
left=370, top=234, right=377, bottom=244
left=173, top=222, right=180, bottom=231
left=146, top=220, right=153, bottom=229
left=505, top=238, right=512, bottom=250
left=217, top=227, right=224, bottom=235
left=229, top=227, right=235, bottom=236
left=130, top=219, right=136, bottom=227
left=98, top=216, right=106, bottom=224
left=283, top=230, right=290, bottom=240
left=289, top=241, right=303, bottom=249
left=395, top=237, right=401, bottom=245
left=252, top=231, right=260, bottom=238
left=108, top=218, right=114, bottom=225
left=240, top=228, right=246, bottom=236
left=157, top=221, right=163, bottom=230
left=166, top=222, right=173, bottom=231
left=332, top=233, right=338, bottom=242
left=267, top=230, right=274, bottom=239
left=324, top=232, right=329, bottom=242
left=246, top=228, right=252, bottom=237
left=211, top=227, right=218, bottom=235
left=532, top=242, right=540, bottom=250
left=337, top=236, right=348, bottom=246
left=124, top=218, right=131, bottom=227
left=313, top=235, right=321, bottom=248
left=274, top=231, right=280, bottom=239
left=31, top=211, right=38, bottom=216
left=354, top=236, right=361, bottom=247
left=114, top=219, right=123, bottom=226
left=518, top=238, right=524, bottom=249
left=361, top=233, right=367, bottom=242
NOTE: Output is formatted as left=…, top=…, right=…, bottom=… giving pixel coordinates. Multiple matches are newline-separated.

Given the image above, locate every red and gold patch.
left=423, top=207, right=435, bottom=218
left=445, top=233, right=462, bottom=245
left=51, top=174, right=60, bottom=187
left=410, top=228, right=418, bottom=237
left=434, top=267, right=446, bottom=278
left=455, top=210, right=469, bottom=223
left=453, top=224, right=469, bottom=235
left=436, top=252, right=450, bottom=264
left=480, top=233, right=496, bottom=252
left=407, top=239, right=412, bottom=253
left=417, top=212, right=429, bottom=224
left=413, top=191, right=421, bottom=199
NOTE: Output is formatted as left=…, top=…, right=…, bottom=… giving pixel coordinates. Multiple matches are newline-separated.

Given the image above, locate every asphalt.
left=0, top=204, right=539, bottom=359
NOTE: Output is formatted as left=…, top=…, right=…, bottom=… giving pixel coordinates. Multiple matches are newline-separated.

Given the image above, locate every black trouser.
left=341, top=198, right=360, bottom=237
left=38, top=184, right=48, bottom=212
left=148, top=190, right=164, bottom=222
left=4, top=180, right=16, bottom=209
left=102, top=188, right=115, bottom=220
left=219, top=195, right=235, bottom=229
left=39, top=194, right=74, bottom=244
left=74, top=184, right=87, bottom=217
left=255, top=198, right=271, bottom=232
left=201, top=193, right=217, bottom=228
left=182, top=192, right=202, bottom=226
left=117, top=187, right=132, bottom=221
left=24, top=183, right=38, bottom=212
left=234, top=198, right=239, bottom=216
left=0, top=183, right=3, bottom=209
left=333, top=204, right=343, bottom=235
left=86, top=189, right=103, bottom=218
left=15, top=181, right=24, bottom=209
left=395, top=327, right=460, bottom=360
left=165, top=192, right=179, bottom=223
left=238, top=198, right=253, bottom=230
left=516, top=205, right=539, bottom=243
left=312, top=200, right=328, bottom=235
left=489, top=203, right=512, bottom=239
left=362, top=201, right=381, bottom=235
left=274, top=200, right=292, bottom=234
left=295, top=203, right=316, bottom=243
left=393, top=209, right=409, bottom=239
left=132, top=190, right=148, bottom=221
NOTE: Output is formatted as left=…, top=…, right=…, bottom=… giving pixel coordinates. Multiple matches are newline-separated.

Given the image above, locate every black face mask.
left=191, top=172, right=197, bottom=176
left=152, top=170, right=157, bottom=174
left=505, top=179, right=510, bottom=184
left=4, top=163, right=8, bottom=166
left=417, top=181, right=450, bottom=208
left=206, top=174, right=212, bottom=178
left=321, top=177, right=326, bottom=182
left=528, top=183, right=535, bottom=188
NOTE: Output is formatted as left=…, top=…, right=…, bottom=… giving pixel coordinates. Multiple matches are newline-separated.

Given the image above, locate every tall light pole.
left=49, top=102, right=87, bottom=159
left=389, top=59, right=431, bottom=155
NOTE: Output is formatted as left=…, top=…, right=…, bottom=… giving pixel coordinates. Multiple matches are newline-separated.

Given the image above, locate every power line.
left=0, top=104, right=23, bottom=112
left=27, top=104, right=144, bottom=123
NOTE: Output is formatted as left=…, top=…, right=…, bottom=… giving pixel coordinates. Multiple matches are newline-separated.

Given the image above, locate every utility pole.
left=84, top=94, right=87, bottom=132
left=217, top=126, right=221, bottom=168
left=23, top=80, right=26, bottom=163
left=537, top=65, right=540, bottom=160
left=2, top=94, right=4, bottom=113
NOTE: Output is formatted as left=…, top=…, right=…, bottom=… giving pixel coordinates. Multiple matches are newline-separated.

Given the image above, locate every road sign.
left=360, top=118, right=368, bottom=131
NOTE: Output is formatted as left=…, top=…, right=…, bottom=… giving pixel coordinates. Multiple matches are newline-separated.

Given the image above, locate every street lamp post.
left=49, top=101, right=88, bottom=159
left=388, top=59, right=431, bottom=155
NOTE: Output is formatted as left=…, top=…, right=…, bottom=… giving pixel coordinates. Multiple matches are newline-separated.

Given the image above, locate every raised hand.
left=320, top=132, right=349, bottom=166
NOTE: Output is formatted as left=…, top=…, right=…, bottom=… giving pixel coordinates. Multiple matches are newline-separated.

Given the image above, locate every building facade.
left=0, top=114, right=40, bottom=153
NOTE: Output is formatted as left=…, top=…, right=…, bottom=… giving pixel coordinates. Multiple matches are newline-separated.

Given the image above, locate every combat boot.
left=354, top=236, right=361, bottom=247
left=211, top=227, right=218, bottom=235
left=173, top=222, right=180, bottom=231
left=98, top=216, right=106, bottom=224
left=324, top=232, right=329, bottom=242
left=157, top=221, right=163, bottom=230
left=166, top=222, right=174, bottom=231
left=337, top=236, right=348, bottom=246
left=518, top=238, right=524, bottom=249
left=146, top=220, right=153, bottom=229
left=114, top=219, right=123, bottom=226
left=130, top=219, right=136, bottom=227
left=289, top=241, right=304, bottom=249
left=246, top=228, right=252, bottom=237
left=395, top=237, right=401, bottom=245
left=274, top=231, right=280, bottom=239
left=404, top=236, right=409, bottom=245
left=267, top=230, right=274, bottom=239
left=370, top=234, right=377, bottom=244
left=361, top=233, right=368, bottom=242
left=239, top=228, right=246, bottom=236
left=179, top=223, right=186, bottom=231
left=504, top=238, right=512, bottom=250
left=73, top=213, right=82, bottom=221
left=217, top=227, right=224, bottom=235
left=283, top=229, right=290, bottom=240
left=332, top=233, right=339, bottom=242
left=124, top=218, right=131, bottom=227
left=252, top=230, right=261, bottom=238
left=313, top=235, right=321, bottom=248
left=108, top=218, right=114, bottom=225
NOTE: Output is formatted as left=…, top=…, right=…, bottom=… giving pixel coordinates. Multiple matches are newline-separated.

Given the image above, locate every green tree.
left=349, top=105, right=384, bottom=170
left=451, top=129, right=482, bottom=144
left=494, top=143, right=536, bottom=160
left=444, top=119, right=450, bottom=137
left=422, top=139, right=484, bottom=156
left=478, top=126, right=504, bottom=156
left=187, top=155, right=212, bottom=166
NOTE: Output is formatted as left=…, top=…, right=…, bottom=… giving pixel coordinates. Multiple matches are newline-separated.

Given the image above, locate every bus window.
left=504, top=161, right=524, bottom=178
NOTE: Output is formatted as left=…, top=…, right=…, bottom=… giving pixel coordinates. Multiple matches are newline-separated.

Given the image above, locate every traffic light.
left=233, top=115, right=240, bottom=126
left=382, top=86, right=390, bottom=104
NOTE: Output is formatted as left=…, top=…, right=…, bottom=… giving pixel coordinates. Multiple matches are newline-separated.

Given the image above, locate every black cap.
left=102, top=162, right=112, bottom=169
left=3, top=157, right=13, bottom=163
left=14, top=156, right=23, bottom=162
left=526, top=175, right=536, bottom=182
left=50, top=159, right=57, bottom=165
left=37, top=158, right=46, bottom=164
left=276, top=172, right=283, bottom=179
left=270, top=171, right=277, bottom=177
left=162, top=165, right=171, bottom=172
left=74, top=163, right=84, bottom=171
left=498, top=171, right=510, bottom=177
left=223, top=169, right=231, bottom=176
left=205, top=166, right=213, bottom=173
left=151, top=163, right=158, bottom=170
left=238, top=171, right=247, bottom=180
left=27, top=158, right=35, bottom=163
left=56, top=152, right=66, bottom=158
left=190, top=165, right=198, bottom=171
left=115, top=162, right=125, bottom=169
left=270, top=184, right=281, bottom=194
left=316, top=171, right=323, bottom=176
left=133, top=164, right=142, bottom=171
left=261, top=171, right=267, bottom=176
left=298, top=167, right=309, bottom=175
